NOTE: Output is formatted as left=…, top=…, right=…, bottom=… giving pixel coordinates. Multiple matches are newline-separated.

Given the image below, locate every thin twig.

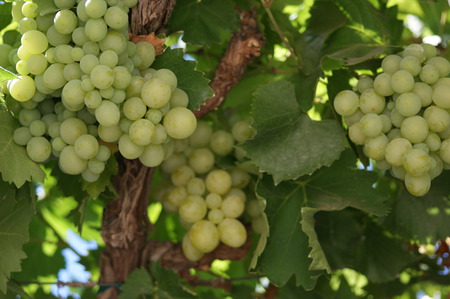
left=17, top=281, right=119, bottom=288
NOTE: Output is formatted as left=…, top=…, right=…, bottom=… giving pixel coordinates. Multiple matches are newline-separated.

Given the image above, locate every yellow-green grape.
left=26, top=136, right=51, bottom=162
left=163, top=107, right=197, bottom=139
left=364, top=134, right=388, bottom=161
left=426, top=132, right=441, bottom=152
left=189, top=220, right=220, bottom=253
left=90, top=65, right=114, bottom=89
left=221, top=194, right=245, bottom=218
left=54, top=9, right=78, bottom=35
left=74, top=134, right=99, bottom=160
left=189, top=121, right=213, bottom=147
left=85, top=0, right=107, bottom=18
left=356, top=76, right=374, bottom=93
left=139, top=144, right=164, bottom=167
left=88, top=158, right=105, bottom=174
left=104, top=6, right=128, bottom=29
left=420, top=43, right=437, bottom=59
left=246, top=199, right=263, bottom=218
left=43, top=63, right=67, bottom=90
left=205, top=169, right=232, bottom=195
left=18, top=109, right=40, bottom=128
left=62, top=79, right=85, bottom=111
left=402, top=148, right=430, bottom=176
left=423, top=106, right=450, bottom=132
left=227, top=188, right=246, bottom=201
left=60, top=117, right=88, bottom=145
left=135, top=42, right=155, bottom=70
left=395, top=92, right=421, bottom=117
left=209, top=130, right=234, bottom=156
left=18, top=17, right=37, bottom=34
left=208, top=209, right=225, bottom=224
left=426, top=57, right=450, bottom=77
left=205, top=193, right=222, bottom=209
left=405, top=173, right=431, bottom=197
left=348, top=123, right=366, bottom=145
left=439, top=139, right=450, bottom=164
left=81, top=168, right=100, bottom=182
left=98, top=124, right=122, bottom=142
left=428, top=153, right=443, bottom=179
left=419, top=64, right=440, bottom=85
left=379, top=114, right=392, bottom=133
left=118, top=134, right=144, bottom=159
left=384, top=138, right=412, bottom=166
left=333, top=90, right=359, bottom=117
left=0, top=44, right=12, bottom=67
left=400, top=116, right=429, bottom=144
left=154, top=69, right=177, bottom=91
left=52, top=137, right=67, bottom=152
left=29, top=120, right=46, bottom=137
left=95, top=145, right=111, bottom=162
left=165, top=186, right=187, bottom=209
left=373, top=73, right=394, bottom=96
left=84, top=18, right=107, bottom=42
left=391, top=165, right=406, bottom=180
left=399, top=56, right=421, bottom=76
left=359, top=88, right=385, bottom=114
left=229, top=167, right=250, bottom=188
left=129, top=119, right=155, bottom=146
left=186, top=177, right=206, bottom=195
left=344, top=109, right=364, bottom=127
left=21, top=30, right=48, bottom=54
left=217, top=218, right=247, bottom=248
left=145, top=109, right=162, bottom=124
left=13, top=127, right=32, bottom=146
left=161, top=153, right=186, bottom=174
left=170, top=88, right=189, bottom=108
left=21, top=2, right=38, bottom=18
left=95, top=100, right=120, bottom=127
left=391, top=70, right=414, bottom=94
left=231, top=119, right=255, bottom=144
left=402, top=44, right=425, bottom=62
left=389, top=108, right=405, bottom=128
left=98, top=30, right=127, bottom=55
left=412, top=82, right=433, bottom=107
left=59, top=145, right=88, bottom=175
left=27, top=54, right=48, bottom=75
left=182, top=234, right=204, bottom=262
left=359, top=113, right=383, bottom=137
left=187, top=148, right=215, bottom=174
left=381, top=54, right=401, bottom=74
left=141, top=77, right=171, bottom=108
left=8, top=75, right=36, bottom=102
left=432, top=84, right=450, bottom=109
left=179, top=195, right=207, bottom=223
left=171, top=165, right=195, bottom=186
left=55, top=45, right=74, bottom=64
left=46, top=25, right=71, bottom=47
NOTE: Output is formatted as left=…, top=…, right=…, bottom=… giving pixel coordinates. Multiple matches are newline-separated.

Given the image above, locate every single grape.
left=439, top=139, right=450, bottom=164
left=179, top=195, right=207, bottom=223
left=163, top=107, right=197, bottom=140
left=391, top=70, right=414, bottom=94
left=364, top=134, right=388, bottom=161
left=405, top=173, right=431, bottom=197
left=95, top=100, right=120, bottom=127
left=60, top=117, right=88, bottom=145
left=8, top=75, right=36, bottom=102
left=171, top=165, right=195, bottom=186
left=359, top=88, right=385, bottom=114
left=98, top=124, right=122, bottom=142
left=402, top=148, right=431, bottom=176
left=400, top=116, right=429, bottom=144
left=373, top=73, right=394, bottom=96
left=399, top=55, right=421, bottom=76
left=182, top=234, right=204, bottom=262
left=423, top=105, right=450, bottom=132
left=13, top=127, right=32, bottom=146
left=395, top=92, right=421, bottom=117
left=356, top=76, right=374, bottom=93
left=118, top=134, right=144, bottom=159
left=74, top=134, right=99, bottom=160
left=205, top=169, right=232, bottom=195
left=188, top=148, right=215, bottom=174
left=432, top=84, right=450, bottom=109
left=217, top=218, right=247, bottom=248
left=359, top=113, right=383, bottom=137
left=384, top=138, right=412, bottom=166
left=186, top=177, right=206, bottom=196
left=348, top=123, right=366, bottom=145
left=381, top=54, right=401, bottom=74
left=189, top=220, right=220, bottom=253
left=59, top=145, right=88, bottom=175
left=221, top=194, right=245, bottom=218
left=139, top=144, right=164, bottom=167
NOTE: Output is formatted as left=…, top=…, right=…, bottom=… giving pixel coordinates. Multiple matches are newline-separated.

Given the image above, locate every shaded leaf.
left=168, top=0, right=239, bottom=46
left=241, top=80, right=346, bottom=184
left=118, top=268, right=153, bottom=299
left=152, top=264, right=196, bottom=299
left=0, top=111, right=45, bottom=188
left=0, top=67, right=16, bottom=83
left=152, top=48, right=214, bottom=110
left=0, top=3, right=12, bottom=32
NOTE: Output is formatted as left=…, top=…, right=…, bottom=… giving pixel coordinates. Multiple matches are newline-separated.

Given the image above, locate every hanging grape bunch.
left=333, top=43, right=450, bottom=197
left=156, top=116, right=265, bottom=261
left=3, top=0, right=197, bottom=183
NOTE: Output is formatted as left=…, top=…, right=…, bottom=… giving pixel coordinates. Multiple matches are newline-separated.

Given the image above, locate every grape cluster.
left=2, top=0, right=197, bottom=182
left=156, top=117, right=262, bottom=261
left=333, top=43, right=450, bottom=197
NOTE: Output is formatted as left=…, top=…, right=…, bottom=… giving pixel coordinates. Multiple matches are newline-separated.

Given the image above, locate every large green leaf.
left=0, top=3, right=12, bottom=32
left=240, top=80, right=346, bottom=184
left=151, top=48, right=214, bottom=111
left=119, top=268, right=153, bottom=299
left=0, top=111, right=45, bottom=188
left=168, top=0, right=239, bottom=46
left=253, top=150, right=389, bottom=287
left=151, top=264, right=196, bottom=299
left=381, top=171, right=450, bottom=243
left=0, top=192, right=33, bottom=294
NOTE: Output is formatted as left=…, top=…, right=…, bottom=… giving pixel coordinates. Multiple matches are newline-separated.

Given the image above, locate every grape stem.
left=193, top=8, right=265, bottom=118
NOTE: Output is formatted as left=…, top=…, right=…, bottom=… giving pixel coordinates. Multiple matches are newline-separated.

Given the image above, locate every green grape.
left=227, top=188, right=246, bottom=201
left=401, top=116, right=429, bottom=144
left=48, top=121, right=61, bottom=138
left=348, top=123, right=366, bottom=145
left=46, top=25, right=71, bottom=47
left=55, top=45, right=74, bottom=64
left=251, top=216, right=266, bottom=234
left=165, top=186, right=187, bottom=208
left=118, top=134, right=144, bottom=159
left=246, top=199, right=263, bottom=218
left=29, top=120, right=46, bottom=137
left=389, top=108, right=405, bottom=128
left=129, top=119, right=155, bottom=146
left=390, top=165, right=406, bottom=180
left=63, top=63, right=82, bottom=81
left=229, top=167, right=250, bottom=189
left=182, top=234, right=204, bottom=262
left=205, top=193, right=222, bottom=209
left=391, top=70, right=414, bottom=94
left=60, top=117, right=88, bottom=145
left=217, top=218, right=247, bottom=248
left=208, top=209, right=224, bottom=224
left=13, top=127, right=32, bottom=146
left=15, top=60, right=29, bottom=75
left=141, top=77, right=171, bottom=108
left=188, top=148, right=215, bottom=174
left=55, top=0, right=76, bottom=9
left=88, top=124, right=98, bottom=137
left=54, top=9, right=78, bottom=35
left=43, top=63, right=67, bottom=90
left=189, top=121, right=213, bottom=148
left=82, top=41, right=100, bottom=56
left=413, top=143, right=429, bottom=154
left=432, top=85, right=450, bottom=109
left=104, top=6, right=129, bottom=29
left=119, top=117, right=132, bottom=133
left=160, top=153, right=186, bottom=174
left=205, top=169, right=232, bottom=195
left=81, top=168, right=100, bottom=182
left=343, top=109, right=364, bottom=127
left=74, top=134, right=99, bottom=160
left=423, top=105, right=450, bottom=132
left=85, top=0, right=107, bottom=18
left=84, top=90, right=102, bottom=109
left=85, top=18, right=108, bottom=42
left=189, top=220, right=219, bottom=253
left=171, top=165, right=195, bottom=186
left=154, top=69, right=177, bottom=91
left=364, top=134, right=388, bottom=161
left=98, top=30, right=127, bottom=54
left=333, top=90, right=359, bottom=116
left=95, top=100, right=120, bottom=127
left=412, top=82, right=433, bottom=107
left=384, top=138, right=412, bottom=166
left=405, top=173, right=431, bottom=197
left=135, top=42, right=155, bottom=70
left=179, top=195, right=207, bottom=223
left=27, top=54, right=48, bottom=75
left=169, top=88, right=189, bottom=108
left=399, top=55, right=421, bottom=76
left=210, top=130, right=234, bottom=156
left=99, top=87, right=114, bottom=99
left=72, top=27, right=88, bottom=47
left=21, top=30, right=48, bottom=54
left=359, top=88, right=385, bottom=114
left=186, top=177, right=206, bottom=195
left=17, top=45, right=32, bottom=61
left=8, top=75, right=36, bottom=102
left=426, top=132, right=441, bottom=152
left=139, top=144, right=164, bottom=167
left=145, top=109, right=163, bottom=124
left=221, top=194, right=245, bottom=218
left=123, top=97, right=147, bottom=120
left=419, top=64, right=440, bottom=85
left=0, top=44, right=12, bottom=67
left=99, top=50, right=118, bottom=69
left=163, top=107, right=197, bottom=140
left=96, top=144, right=111, bottom=161
left=387, top=127, right=402, bottom=140
left=439, top=139, right=450, bottom=164
left=359, top=113, right=383, bottom=137
left=381, top=54, right=401, bottom=74
left=402, top=44, right=425, bottom=62
left=110, top=89, right=126, bottom=104
left=88, top=158, right=105, bottom=174
left=36, top=13, right=54, bottom=32
left=373, top=73, right=394, bottom=97
left=51, top=136, right=67, bottom=152
left=18, top=18, right=37, bottom=34
left=379, top=114, right=392, bottom=133
left=90, top=65, right=114, bottom=89
left=113, top=66, right=132, bottom=89
left=356, top=76, right=374, bottom=93
left=395, top=92, right=421, bottom=117
left=26, top=136, right=51, bottom=162
left=421, top=43, right=437, bottom=59
left=125, top=76, right=145, bottom=98
left=150, top=124, right=168, bottom=144
left=428, top=153, right=443, bottom=179
left=231, top=120, right=254, bottom=143
left=402, top=148, right=430, bottom=176
left=426, top=57, right=450, bottom=77
left=62, top=79, right=85, bottom=111
left=21, top=2, right=38, bottom=18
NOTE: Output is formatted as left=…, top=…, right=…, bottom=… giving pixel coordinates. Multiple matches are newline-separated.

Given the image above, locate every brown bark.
left=193, top=8, right=265, bottom=118
left=130, top=0, right=176, bottom=36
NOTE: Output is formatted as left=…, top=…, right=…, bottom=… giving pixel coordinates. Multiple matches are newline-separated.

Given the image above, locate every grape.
left=384, top=138, right=412, bottom=166
left=88, top=159, right=105, bottom=174
left=171, top=165, right=195, bottom=186
left=62, top=80, right=85, bottom=111
left=104, top=6, right=128, bottom=29
left=98, top=30, right=127, bottom=54
left=379, top=114, right=392, bottom=133
left=246, top=199, right=263, bottom=218
left=118, top=134, right=144, bottom=159
left=43, top=63, right=67, bottom=90
left=359, top=88, right=385, bottom=114
left=217, top=218, right=247, bottom=248
left=189, top=220, right=219, bottom=253
left=229, top=167, right=250, bottom=188
left=186, top=177, right=206, bottom=196
left=95, top=100, right=120, bottom=127
left=373, top=73, right=394, bottom=96
left=402, top=44, right=425, bottom=62
left=390, top=165, right=406, bottom=180
left=208, top=209, right=224, bottom=224
left=85, top=0, right=107, bottom=18
left=426, top=132, right=441, bottom=152
left=356, top=76, right=374, bottom=93
left=359, top=113, right=383, bottom=137
left=146, top=109, right=163, bottom=124
left=426, top=57, right=450, bottom=77
left=402, top=148, right=430, bottom=176
left=391, top=70, right=414, bottom=94
left=364, top=134, right=388, bottom=161
left=8, top=75, right=36, bottom=102
left=423, top=106, right=450, bottom=132
left=113, top=66, right=132, bottom=89
left=60, top=117, right=88, bottom=145
left=139, top=144, right=164, bottom=167
left=399, top=55, right=421, bottom=76
left=84, top=90, right=102, bottom=109
left=206, top=193, right=222, bottom=209
left=123, top=97, right=147, bottom=121
left=59, top=145, right=88, bottom=175
left=421, top=43, right=437, bottom=59
left=54, top=9, right=78, bottom=35
left=55, top=45, right=74, bottom=64
left=96, top=145, right=111, bottom=162
left=81, top=168, right=100, bottom=182
left=46, top=25, right=71, bottom=47
left=48, top=122, right=61, bottom=138
left=419, top=64, right=440, bottom=85
left=412, top=82, right=433, bottom=107
left=343, top=109, right=364, bottom=127
left=163, top=107, right=197, bottom=140
left=18, top=17, right=37, bottom=34
left=432, top=85, right=450, bottom=109
left=13, top=127, right=32, bottom=146
left=205, top=169, right=232, bottom=195
left=231, top=120, right=255, bottom=143
left=74, top=134, right=99, bottom=160
left=348, top=123, right=366, bottom=145
left=141, top=77, right=171, bottom=108
left=29, top=120, right=46, bottom=137
left=170, top=88, right=189, bottom=108
left=51, top=137, right=67, bottom=152
left=182, top=234, right=204, bottom=262
left=85, top=18, right=108, bottom=42
left=333, top=90, right=359, bottom=116
left=21, top=30, right=48, bottom=54
left=439, top=139, right=450, bottom=164
left=125, top=76, right=145, bottom=98
left=82, top=41, right=100, bottom=56
left=400, top=116, right=429, bottom=144
left=221, top=194, right=245, bottom=218
left=21, top=2, right=38, bottom=18
left=129, top=119, right=155, bottom=146
left=154, top=69, right=177, bottom=91
left=395, top=92, right=421, bottom=117
left=188, top=148, right=215, bottom=174
left=179, top=195, right=207, bottom=223
left=99, top=50, right=118, bottom=68
left=389, top=108, right=405, bottom=128
left=90, top=65, right=114, bottom=89
left=405, top=173, right=431, bottom=197
left=381, top=54, right=401, bottom=74
left=135, top=42, right=155, bottom=70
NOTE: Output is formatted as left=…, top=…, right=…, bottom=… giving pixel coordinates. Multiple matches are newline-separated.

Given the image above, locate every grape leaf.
left=118, top=268, right=153, bottom=299
left=253, top=150, right=389, bottom=287
left=0, top=111, right=45, bottom=188
left=151, top=263, right=196, bottom=299
left=168, top=0, right=239, bottom=46
left=82, top=156, right=118, bottom=199
left=0, top=194, right=33, bottom=294
left=0, top=2, right=12, bottom=32
left=151, top=48, right=214, bottom=111
left=381, top=171, right=450, bottom=243
left=0, top=67, right=17, bottom=83
left=240, top=80, right=346, bottom=184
